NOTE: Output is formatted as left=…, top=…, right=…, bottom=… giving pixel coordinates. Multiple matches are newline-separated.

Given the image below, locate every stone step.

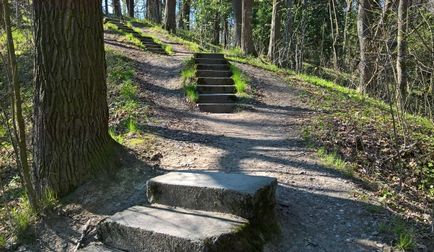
left=198, top=103, right=236, bottom=113
left=194, top=53, right=225, bottom=59
left=196, top=70, right=232, bottom=78
left=198, top=94, right=237, bottom=103
left=196, top=64, right=230, bottom=71
left=197, top=77, right=234, bottom=85
left=195, top=58, right=227, bottom=65
left=147, top=171, right=277, bottom=219
left=197, top=85, right=236, bottom=94
left=98, top=204, right=254, bottom=252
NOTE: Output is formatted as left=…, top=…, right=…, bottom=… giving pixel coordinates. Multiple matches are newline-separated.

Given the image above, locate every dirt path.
left=126, top=30, right=393, bottom=251
left=33, top=30, right=393, bottom=251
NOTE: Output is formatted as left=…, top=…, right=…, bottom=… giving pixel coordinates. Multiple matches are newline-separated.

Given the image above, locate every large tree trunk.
left=178, top=0, right=190, bottom=30
left=3, top=0, right=38, bottom=209
left=357, top=0, right=376, bottom=93
left=113, top=0, right=122, bottom=17
left=396, top=0, right=408, bottom=109
left=126, top=0, right=134, bottom=18
left=232, top=0, right=242, bottom=47
left=241, top=0, right=256, bottom=55
left=267, top=0, right=283, bottom=63
left=147, top=0, right=161, bottom=23
left=33, top=0, right=119, bottom=196
left=164, top=0, right=176, bottom=33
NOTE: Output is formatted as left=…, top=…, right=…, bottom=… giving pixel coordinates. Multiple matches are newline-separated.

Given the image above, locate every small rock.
left=151, top=153, right=163, bottom=161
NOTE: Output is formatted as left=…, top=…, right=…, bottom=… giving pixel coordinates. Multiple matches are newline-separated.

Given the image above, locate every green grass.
left=317, top=147, right=353, bottom=176
left=230, top=64, right=249, bottom=97
left=184, top=83, right=199, bottom=103
left=0, top=234, right=6, bottom=249
left=379, top=218, right=415, bottom=250
left=105, top=50, right=148, bottom=141
left=11, top=195, right=35, bottom=241
left=181, top=58, right=199, bottom=103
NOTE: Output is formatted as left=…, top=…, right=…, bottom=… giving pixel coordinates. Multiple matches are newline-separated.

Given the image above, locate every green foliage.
left=11, top=195, right=35, bottom=241
left=0, top=234, right=6, bottom=249
left=181, top=59, right=199, bottom=103
left=184, top=83, right=199, bottom=103
left=317, top=147, right=353, bottom=176
left=120, top=80, right=138, bottom=101
left=127, top=118, right=138, bottom=133
left=39, top=188, right=58, bottom=211
left=230, top=64, right=249, bottom=96
left=379, top=218, right=415, bottom=250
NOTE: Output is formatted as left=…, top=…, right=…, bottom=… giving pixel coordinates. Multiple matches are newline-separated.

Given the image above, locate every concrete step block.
left=198, top=94, right=237, bottom=103
left=196, top=70, right=232, bottom=78
left=194, top=53, right=225, bottom=59
left=196, top=64, right=230, bottom=71
left=197, top=77, right=234, bottom=85
left=98, top=204, right=255, bottom=252
left=198, top=103, right=236, bottom=113
left=197, top=85, right=236, bottom=94
left=195, top=58, right=228, bottom=65
left=147, top=171, right=277, bottom=220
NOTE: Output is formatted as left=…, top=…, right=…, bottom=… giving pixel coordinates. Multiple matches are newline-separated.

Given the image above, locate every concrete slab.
left=197, top=77, right=234, bottom=85
left=98, top=204, right=254, bottom=252
left=197, top=85, right=236, bottom=94
left=79, top=243, right=121, bottom=252
left=196, top=70, right=232, bottom=78
left=198, top=103, right=236, bottom=113
left=198, top=94, right=237, bottom=103
left=195, top=53, right=225, bottom=59
left=147, top=171, right=277, bottom=220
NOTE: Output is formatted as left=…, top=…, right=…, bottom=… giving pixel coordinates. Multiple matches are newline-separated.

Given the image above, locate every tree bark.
left=241, top=0, right=256, bottom=55
left=3, top=0, right=38, bottom=209
left=126, top=0, right=134, bottom=17
left=33, top=0, right=119, bottom=196
left=113, top=0, right=121, bottom=17
left=179, top=0, right=190, bottom=30
left=164, top=0, right=176, bottom=33
left=232, top=0, right=242, bottom=47
left=357, top=0, right=375, bottom=93
left=396, top=0, right=408, bottom=109
left=147, top=0, right=161, bottom=23
left=267, top=0, right=283, bottom=63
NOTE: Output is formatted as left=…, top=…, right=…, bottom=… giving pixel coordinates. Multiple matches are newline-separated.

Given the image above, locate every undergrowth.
left=105, top=49, right=150, bottom=146
left=181, top=59, right=198, bottom=103
left=230, top=64, right=249, bottom=97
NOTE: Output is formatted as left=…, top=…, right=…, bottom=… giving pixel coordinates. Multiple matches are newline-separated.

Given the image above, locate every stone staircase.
left=194, top=53, right=237, bottom=113
left=106, top=18, right=167, bottom=55
left=91, top=171, right=278, bottom=252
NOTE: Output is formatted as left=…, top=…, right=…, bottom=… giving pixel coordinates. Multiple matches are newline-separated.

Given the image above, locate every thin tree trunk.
left=342, top=0, right=353, bottom=67
left=179, top=0, right=190, bottom=30
left=268, top=0, right=283, bottom=64
left=2, top=0, right=38, bottom=209
left=212, top=12, right=220, bottom=45
left=105, top=0, right=108, bottom=15
left=357, top=0, right=375, bottom=93
left=147, top=0, right=161, bottom=23
left=126, top=0, right=134, bottom=17
left=232, top=0, right=242, bottom=47
left=396, top=0, right=408, bottom=110
left=241, top=0, right=256, bottom=55
left=113, top=0, right=122, bottom=17
left=164, top=0, right=176, bottom=33
left=33, top=0, right=119, bottom=196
